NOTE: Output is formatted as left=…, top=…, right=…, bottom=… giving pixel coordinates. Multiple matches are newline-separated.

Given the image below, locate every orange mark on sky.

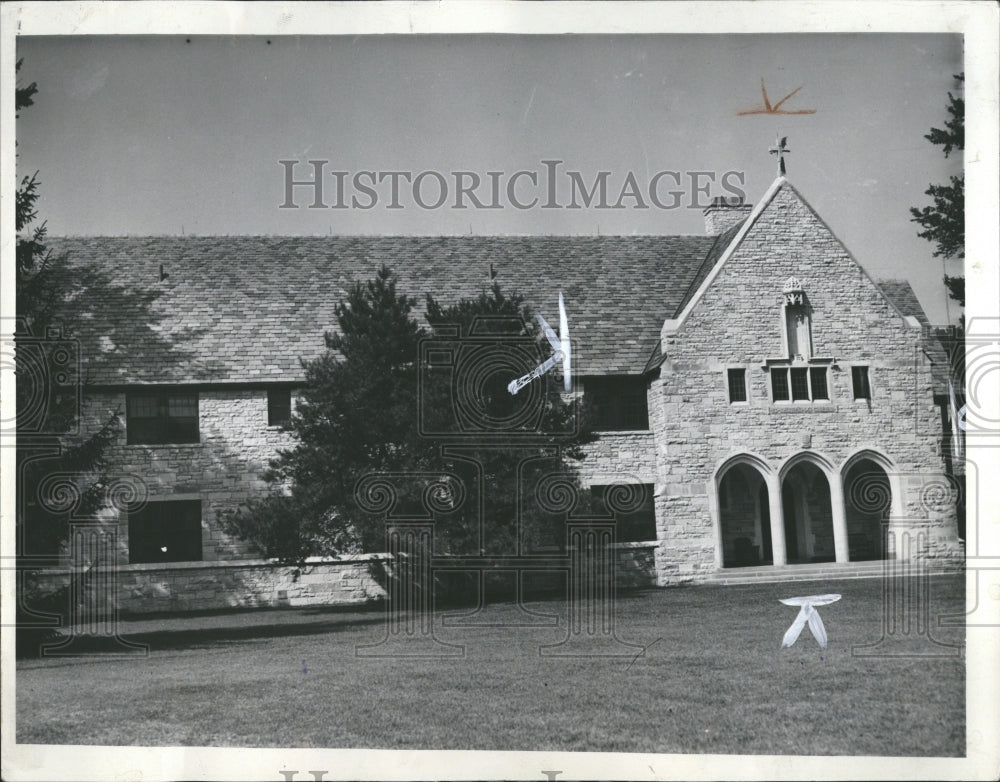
left=738, top=79, right=816, bottom=116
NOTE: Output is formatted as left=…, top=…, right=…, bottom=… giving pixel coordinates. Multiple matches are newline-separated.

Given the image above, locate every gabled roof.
left=662, top=177, right=923, bottom=336
left=46, top=235, right=719, bottom=385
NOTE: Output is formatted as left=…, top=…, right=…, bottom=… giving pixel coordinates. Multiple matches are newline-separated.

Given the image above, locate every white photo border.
left=2, top=2, right=998, bottom=780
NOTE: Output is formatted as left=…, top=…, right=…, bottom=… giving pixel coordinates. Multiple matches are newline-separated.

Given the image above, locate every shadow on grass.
left=19, top=583, right=656, bottom=659
left=17, top=603, right=392, bottom=659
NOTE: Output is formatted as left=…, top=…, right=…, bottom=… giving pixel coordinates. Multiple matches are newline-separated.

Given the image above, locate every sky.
left=17, top=33, right=964, bottom=323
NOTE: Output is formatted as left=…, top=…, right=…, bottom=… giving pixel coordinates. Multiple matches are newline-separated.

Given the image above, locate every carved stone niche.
left=782, top=276, right=805, bottom=306
left=782, top=277, right=811, bottom=361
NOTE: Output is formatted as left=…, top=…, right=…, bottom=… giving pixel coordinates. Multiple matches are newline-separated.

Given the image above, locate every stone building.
left=39, top=172, right=964, bottom=612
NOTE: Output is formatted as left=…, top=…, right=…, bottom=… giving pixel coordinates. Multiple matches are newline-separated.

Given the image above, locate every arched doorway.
left=718, top=463, right=772, bottom=567
left=781, top=462, right=835, bottom=564
left=843, top=459, right=891, bottom=561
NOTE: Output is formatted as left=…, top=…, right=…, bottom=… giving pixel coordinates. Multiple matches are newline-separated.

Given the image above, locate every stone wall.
left=575, top=430, right=658, bottom=488
left=75, top=388, right=296, bottom=562
left=27, top=548, right=656, bottom=616
left=27, top=555, right=388, bottom=616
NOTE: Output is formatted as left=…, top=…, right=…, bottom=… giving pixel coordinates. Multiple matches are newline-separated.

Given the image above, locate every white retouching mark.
left=522, top=83, right=539, bottom=126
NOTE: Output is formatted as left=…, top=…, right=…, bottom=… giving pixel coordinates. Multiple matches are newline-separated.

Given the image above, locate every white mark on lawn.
left=779, top=594, right=841, bottom=649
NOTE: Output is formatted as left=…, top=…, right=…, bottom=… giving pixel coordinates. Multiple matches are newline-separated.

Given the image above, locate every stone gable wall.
left=651, top=185, right=961, bottom=584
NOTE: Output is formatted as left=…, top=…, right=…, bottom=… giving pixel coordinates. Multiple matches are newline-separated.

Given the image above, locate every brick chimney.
left=703, top=196, right=752, bottom=235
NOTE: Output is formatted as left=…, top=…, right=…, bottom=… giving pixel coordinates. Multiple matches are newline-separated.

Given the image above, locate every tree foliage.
left=910, top=73, right=964, bottom=307
left=15, top=63, right=123, bottom=656
left=16, top=60, right=120, bottom=558
left=220, top=266, right=593, bottom=569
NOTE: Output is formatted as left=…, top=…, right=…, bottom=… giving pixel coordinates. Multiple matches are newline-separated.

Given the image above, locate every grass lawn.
left=16, top=574, right=965, bottom=755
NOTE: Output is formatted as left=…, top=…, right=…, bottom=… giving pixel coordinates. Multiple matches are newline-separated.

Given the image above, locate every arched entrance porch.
left=843, top=457, right=893, bottom=561
left=781, top=461, right=836, bottom=564
left=718, top=463, right=773, bottom=567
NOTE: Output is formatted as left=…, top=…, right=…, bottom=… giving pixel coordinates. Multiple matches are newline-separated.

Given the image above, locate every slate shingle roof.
left=877, top=279, right=931, bottom=325
left=47, top=235, right=720, bottom=385
left=877, top=278, right=955, bottom=396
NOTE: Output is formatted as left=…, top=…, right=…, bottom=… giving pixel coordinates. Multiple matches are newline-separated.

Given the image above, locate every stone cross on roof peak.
left=769, top=135, right=790, bottom=177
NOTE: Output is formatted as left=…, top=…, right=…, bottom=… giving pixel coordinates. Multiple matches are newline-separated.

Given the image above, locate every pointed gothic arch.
left=841, top=448, right=901, bottom=561
left=712, top=453, right=783, bottom=568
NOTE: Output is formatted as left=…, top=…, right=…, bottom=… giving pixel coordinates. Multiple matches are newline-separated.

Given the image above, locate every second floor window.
left=267, top=388, right=292, bottom=426
left=727, top=368, right=747, bottom=403
left=586, top=376, right=649, bottom=431
left=126, top=391, right=199, bottom=444
left=771, top=367, right=829, bottom=403
left=852, top=366, right=872, bottom=400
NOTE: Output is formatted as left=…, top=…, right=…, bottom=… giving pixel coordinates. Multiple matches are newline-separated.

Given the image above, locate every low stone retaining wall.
left=26, top=554, right=389, bottom=616
left=26, top=544, right=662, bottom=617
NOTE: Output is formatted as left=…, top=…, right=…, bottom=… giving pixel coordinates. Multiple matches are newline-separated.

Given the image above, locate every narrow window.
left=809, top=367, right=829, bottom=400
left=790, top=368, right=810, bottom=401
left=727, top=368, right=747, bottom=403
left=127, top=500, right=203, bottom=564
left=268, top=388, right=292, bottom=426
left=126, top=391, right=199, bottom=444
left=771, top=368, right=790, bottom=401
left=852, top=366, right=871, bottom=400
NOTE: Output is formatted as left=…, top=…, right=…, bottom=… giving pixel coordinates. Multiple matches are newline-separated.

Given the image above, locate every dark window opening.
left=809, top=367, right=829, bottom=400
left=727, top=368, right=747, bottom=403
left=126, top=391, right=199, bottom=444
left=790, top=368, right=810, bottom=401
left=852, top=366, right=871, bottom=400
left=590, top=484, right=656, bottom=543
left=268, top=388, right=292, bottom=426
left=127, top=500, right=202, bottom=564
left=586, top=376, right=649, bottom=431
left=771, top=366, right=830, bottom=403
left=771, top=368, right=790, bottom=401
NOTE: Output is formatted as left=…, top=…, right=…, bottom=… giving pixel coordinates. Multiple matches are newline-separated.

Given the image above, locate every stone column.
left=712, top=489, right=725, bottom=569
left=766, top=474, right=787, bottom=566
left=828, top=471, right=850, bottom=563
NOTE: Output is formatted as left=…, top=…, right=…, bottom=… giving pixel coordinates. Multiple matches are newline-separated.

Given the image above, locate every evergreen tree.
left=910, top=73, right=964, bottom=308
left=220, top=267, right=592, bottom=576
left=15, top=61, right=121, bottom=652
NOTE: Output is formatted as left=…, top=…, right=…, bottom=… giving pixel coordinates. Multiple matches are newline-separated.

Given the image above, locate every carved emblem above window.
left=782, top=276, right=805, bottom=306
